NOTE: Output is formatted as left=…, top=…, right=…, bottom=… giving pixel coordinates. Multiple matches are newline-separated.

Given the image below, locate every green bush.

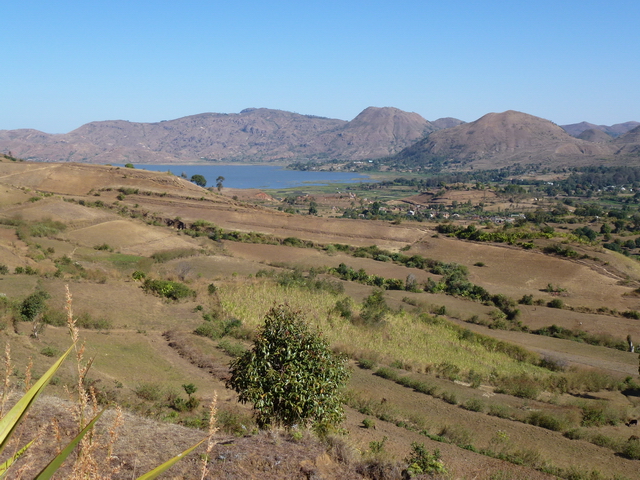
left=19, top=289, right=50, bottom=322
left=217, top=339, right=246, bottom=358
left=497, top=375, right=540, bottom=399
left=132, top=270, right=146, bottom=280
left=526, top=411, right=566, bottom=431
left=334, top=298, right=353, bottom=320
left=362, top=418, right=375, bottom=429
left=404, top=443, right=447, bottom=477
left=75, top=312, right=112, bottom=330
left=0, top=264, right=8, bottom=275
left=462, top=399, right=484, bottom=412
left=142, top=278, right=196, bottom=301
left=357, top=358, right=376, bottom=370
left=620, top=437, right=640, bottom=460
left=488, top=404, right=512, bottom=419
left=547, top=298, right=564, bottom=309
left=227, top=304, right=350, bottom=430
left=40, top=346, right=60, bottom=357
left=374, top=367, right=400, bottom=382
left=134, top=382, right=163, bottom=401
left=439, top=391, right=458, bottom=405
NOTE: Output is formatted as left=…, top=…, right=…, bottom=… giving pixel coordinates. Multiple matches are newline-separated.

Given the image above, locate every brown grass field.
left=2, top=161, right=640, bottom=478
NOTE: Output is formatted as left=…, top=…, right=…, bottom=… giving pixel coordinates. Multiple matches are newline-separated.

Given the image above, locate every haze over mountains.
left=0, top=107, right=638, bottom=169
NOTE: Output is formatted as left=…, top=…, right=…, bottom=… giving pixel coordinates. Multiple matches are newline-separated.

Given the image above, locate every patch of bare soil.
left=412, top=236, right=638, bottom=311
left=451, top=317, right=638, bottom=376
left=40, top=280, right=203, bottom=330
left=127, top=194, right=429, bottom=248
left=4, top=197, right=118, bottom=227
left=64, top=219, right=199, bottom=255
left=347, top=367, right=640, bottom=479
left=0, top=162, right=206, bottom=196
left=223, top=242, right=434, bottom=283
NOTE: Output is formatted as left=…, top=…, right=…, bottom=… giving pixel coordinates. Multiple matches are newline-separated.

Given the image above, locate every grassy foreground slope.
left=1, top=160, right=640, bottom=478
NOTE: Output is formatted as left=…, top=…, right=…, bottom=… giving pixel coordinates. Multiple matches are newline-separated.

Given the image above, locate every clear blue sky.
left=2, top=0, right=638, bottom=133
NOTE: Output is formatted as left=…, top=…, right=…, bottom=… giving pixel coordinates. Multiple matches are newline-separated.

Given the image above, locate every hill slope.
left=562, top=120, right=640, bottom=138
left=390, top=110, right=618, bottom=170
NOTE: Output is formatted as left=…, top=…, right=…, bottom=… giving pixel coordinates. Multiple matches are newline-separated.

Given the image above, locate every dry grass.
left=217, top=279, right=548, bottom=380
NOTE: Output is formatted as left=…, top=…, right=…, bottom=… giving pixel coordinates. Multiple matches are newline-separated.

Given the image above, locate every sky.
left=2, top=0, right=639, bottom=133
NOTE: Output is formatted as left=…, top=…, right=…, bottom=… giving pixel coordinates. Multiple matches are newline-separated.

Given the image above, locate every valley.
left=2, top=156, right=640, bottom=478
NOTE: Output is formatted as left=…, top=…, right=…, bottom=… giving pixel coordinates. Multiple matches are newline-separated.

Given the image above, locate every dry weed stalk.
left=63, top=285, right=127, bottom=479
left=0, top=343, right=12, bottom=417
left=200, top=392, right=219, bottom=480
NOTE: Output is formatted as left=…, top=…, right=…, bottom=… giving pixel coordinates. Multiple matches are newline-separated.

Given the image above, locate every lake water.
left=121, top=164, right=372, bottom=189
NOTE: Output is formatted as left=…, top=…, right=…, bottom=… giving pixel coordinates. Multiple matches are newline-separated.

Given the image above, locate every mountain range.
left=0, top=107, right=442, bottom=165
left=392, top=111, right=640, bottom=170
left=0, top=107, right=638, bottom=169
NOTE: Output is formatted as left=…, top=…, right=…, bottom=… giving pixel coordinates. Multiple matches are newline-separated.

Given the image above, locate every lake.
left=120, top=164, right=372, bottom=189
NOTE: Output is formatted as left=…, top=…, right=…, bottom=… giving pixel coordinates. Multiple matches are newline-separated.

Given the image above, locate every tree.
left=20, top=288, right=50, bottom=338
left=308, top=200, right=318, bottom=215
left=190, top=174, right=207, bottom=187
left=227, top=304, right=350, bottom=430
left=216, top=176, right=225, bottom=191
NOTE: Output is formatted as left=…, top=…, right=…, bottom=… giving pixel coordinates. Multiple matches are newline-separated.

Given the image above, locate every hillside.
left=0, top=107, right=439, bottom=164
left=389, top=110, right=623, bottom=170
left=577, top=128, right=614, bottom=143
left=3, top=161, right=640, bottom=478
left=562, top=121, right=640, bottom=138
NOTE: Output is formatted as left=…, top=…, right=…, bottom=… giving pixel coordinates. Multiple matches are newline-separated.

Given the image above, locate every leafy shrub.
left=519, top=294, right=534, bottom=305
left=526, top=411, right=566, bottom=431
left=358, top=290, right=389, bottom=326
left=563, top=428, right=587, bottom=440
left=75, top=312, right=112, bottom=330
left=404, top=443, right=447, bottom=477
left=357, top=358, right=376, bottom=370
left=497, top=375, right=540, bottom=399
left=40, top=346, right=60, bottom=357
left=132, top=270, right=146, bottom=280
left=439, top=391, right=457, bottom=405
left=142, top=278, right=196, bottom=300
left=439, top=424, right=473, bottom=446
left=547, top=298, right=564, bottom=309
left=374, top=367, right=400, bottom=382
left=462, top=399, right=485, bottom=412
left=362, top=418, right=375, bottom=429
left=0, top=264, right=8, bottom=275
left=195, top=318, right=243, bottom=340
left=134, top=382, right=163, bottom=401
left=19, top=289, right=50, bottom=322
left=620, top=437, right=640, bottom=460
left=227, top=304, right=350, bottom=430
left=217, top=409, right=255, bottom=436
left=590, top=433, right=620, bottom=450
left=334, top=298, right=353, bottom=320
left=217, top=339, right=246, bottom=358
left=581, top=403, right=622, bottom=427
left=488, top=404, right=512, bottom=419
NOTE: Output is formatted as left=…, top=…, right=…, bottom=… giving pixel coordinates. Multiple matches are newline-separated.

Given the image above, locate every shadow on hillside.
left=621, top=387, right=640, bottom=398
left=569, top=392, right=603, bottom=400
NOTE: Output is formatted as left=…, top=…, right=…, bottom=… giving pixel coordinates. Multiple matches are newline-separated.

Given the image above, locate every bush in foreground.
left=227, top=304, right=350, bottom=431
